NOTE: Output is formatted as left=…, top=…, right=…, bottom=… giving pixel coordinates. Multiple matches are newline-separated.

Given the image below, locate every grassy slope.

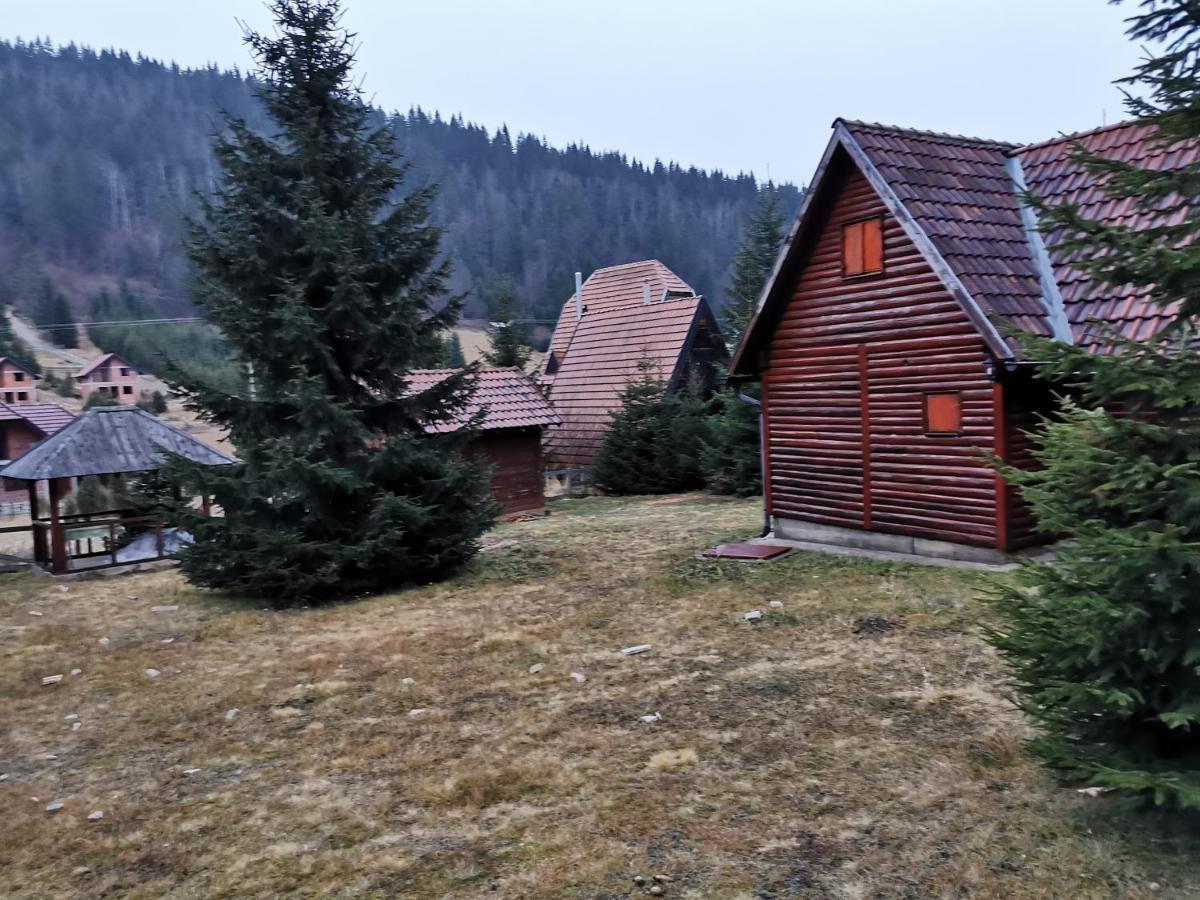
left=1, top=495, right=1198, bottom=898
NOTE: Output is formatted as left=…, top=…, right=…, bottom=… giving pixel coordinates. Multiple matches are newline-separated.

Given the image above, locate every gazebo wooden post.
left=48, top=476, right=68, bottom=575
left=201, top=494, right=212, bottom=517
left=28, top=480, right=47, bottom=566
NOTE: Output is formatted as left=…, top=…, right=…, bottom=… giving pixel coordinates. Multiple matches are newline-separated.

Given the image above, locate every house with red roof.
left=0, top=357, right=40, bottom=405
left=731, top=118, right=1192, bottom=562
left=542, top=260, right=727, bottom=472
left=75, top=352, right=144, bottom=404
left=0, top=399, right=76, bottom=502
left=407, top=367, right=560, bottom=519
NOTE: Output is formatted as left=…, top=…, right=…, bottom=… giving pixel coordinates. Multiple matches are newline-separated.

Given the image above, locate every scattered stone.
left=569, top=672, right=587, bottom=683
left=743, top=610, right=763, bottom=622
left=70, top=668, right=81, bottom=676
left=0, top=774, right=8, bottom=782
left=649, top=887, right=664, bottom=897
left=58, top=585, right=69, bottom=593
left=639, top=713, right=662, bottom=724
left=1076, top=786, right=1114, bottom=798
left=621, top=644, right=651, bottom=656
left=224, top=708, right=240, bottom=722
left=653, top=875, right=674, bottom=884
left=72, top=866, right=90, bottom=876
left=633, top=876, right=647, bottom=886
left=151, top=605, right=178, bottom=613
left=144, top=668, right=160, bottom=679
left=127, top=595, right=138, bottom=601
left=852, top=614, right=902, bottom=636
left=42, top=674, right=64, bottom=685
left=183, top=768, right=202, bottom=775
left=27, top=610, right=43, bottom=617
left=87, top=810, right=104, bottom=821
left=528, top=663, right=544, bottom=675
left=44, top=754, right=58, bottom=760
left=65, top=713, right=79, bottom=721
left=408, top=708, right=427, bottom=718
left=401, top=677, right=415, bottom=686
left=161, top=637, right=175, bottom=644
left=71, top=721, right=81, bottom=731
left=98, top=637, right=110, bottom=647
left=45, top=800, right=64, bottom=813
left=1149, top=883, right=1161, bottom=892
left=769, top=600, right=784, bottom=609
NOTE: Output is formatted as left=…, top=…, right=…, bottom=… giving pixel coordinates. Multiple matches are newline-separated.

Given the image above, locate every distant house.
left=0, top=357, right=38, bottom=404
left=76, top=352, right=143, bottom=403
left=731, top=118, right=1193, bottom=562
left=407, top=367, right=560, bottom=519
left=0, top=400, right=76, bottom=502
left=541, top=260, right=727, bottom=472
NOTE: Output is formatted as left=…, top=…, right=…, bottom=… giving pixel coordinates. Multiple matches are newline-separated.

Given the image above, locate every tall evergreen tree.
left=171, top=0, right=497, bottom=604
left=483, top=282, right=532, bottom=370
left=32, top=278, right=78, bottom=348
left=723, top=186, right=786, bottom=346
left=986, top=0, right=1200, bottom=809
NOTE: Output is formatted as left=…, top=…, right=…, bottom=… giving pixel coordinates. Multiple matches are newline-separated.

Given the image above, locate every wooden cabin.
left=541, top=260, right=727, bottom=472
left=407, top=368, right=560, bottom=519
left=731, top=119, right=1192, bottom=562
left=76, top=352, right=143, bottom=404
left=0, top=357, right=39, bottom=404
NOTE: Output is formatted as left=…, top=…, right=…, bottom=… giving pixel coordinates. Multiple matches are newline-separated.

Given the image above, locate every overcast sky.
left=3, top=0, right=1144, bottom=184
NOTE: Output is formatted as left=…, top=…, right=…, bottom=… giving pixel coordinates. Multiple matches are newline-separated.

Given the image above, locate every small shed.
left=1, top=406, right=235, bottom=573
left=407, top=368, right=560, bottom=519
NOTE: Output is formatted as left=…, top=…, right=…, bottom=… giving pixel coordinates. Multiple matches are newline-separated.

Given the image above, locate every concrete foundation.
left=772, top=516, right=1010, bottom=566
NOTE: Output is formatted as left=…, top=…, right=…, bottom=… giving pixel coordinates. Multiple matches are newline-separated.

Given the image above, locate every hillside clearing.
left=1, top=495, right=1197, bottom=898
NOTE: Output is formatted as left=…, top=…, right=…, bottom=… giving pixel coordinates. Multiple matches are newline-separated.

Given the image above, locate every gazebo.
left=0, top=406, right=235, bottom=573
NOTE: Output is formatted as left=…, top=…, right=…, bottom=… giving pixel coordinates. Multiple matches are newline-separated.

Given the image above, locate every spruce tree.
left=986, top=0, right=1200, bottom=809
left=483, top=283, right=531, bottom=370
left=723, top=185, right=786, bottom=346
left=700, top=389, right=762, bottom=496
left=171, top=0, right=497, bottom=604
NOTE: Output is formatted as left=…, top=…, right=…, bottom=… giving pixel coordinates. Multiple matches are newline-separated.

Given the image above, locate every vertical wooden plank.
left=863, top=217, right=884, bottom=273
left=28, top=481, right=46, bottom=565
left=48, top=478, right=67, bottom=575
left=992, top=381, right=1010, bottom=552
left=760, top=370, right=775, bottom=521
left=842, top=222, right=863, bottom=277
left=858, top=344, right=873, bottom=530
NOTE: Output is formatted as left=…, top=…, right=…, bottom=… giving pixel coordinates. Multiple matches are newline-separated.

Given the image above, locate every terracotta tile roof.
left=407, top=368, right=559, bottom=434
left=840, top=120, right=1055, bottom=338
left=75, top=352, right=125, bottom=380
left=0, top=402, right=75, bottom=435
left=544, top=297, right=705, bottom=469
left=545, top=260, right=695, bottom=369
left=1015, top=121, right=1200, bottom=350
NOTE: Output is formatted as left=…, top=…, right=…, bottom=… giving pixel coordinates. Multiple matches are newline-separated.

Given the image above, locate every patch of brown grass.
left=0, top=494, right=1197, bottom=898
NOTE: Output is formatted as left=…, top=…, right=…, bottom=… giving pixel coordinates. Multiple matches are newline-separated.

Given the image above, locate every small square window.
left=13, top=372, right=24, bottom=382
left=120, top=367, right=131, bottom=376
left=842, top=217, right=884, bottom=278
left=924, top=392, right=962, bottom=435
left=122, top=385, right=133, bottom=395
left=17, top=392, right=27, bottom=401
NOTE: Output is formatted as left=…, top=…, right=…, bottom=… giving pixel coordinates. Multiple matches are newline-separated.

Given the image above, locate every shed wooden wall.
left=762, top=161, right=1005, bottom=548
left=469, top=427, right=546, bottom=519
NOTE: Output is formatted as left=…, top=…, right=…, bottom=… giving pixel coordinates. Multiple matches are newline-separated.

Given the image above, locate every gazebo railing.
left=32, top=509, right=170, bottom=573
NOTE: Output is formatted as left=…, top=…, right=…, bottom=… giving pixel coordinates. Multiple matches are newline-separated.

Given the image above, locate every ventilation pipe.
left=574, top=272, right=584, bottom=320
left=643, top=282, right=651, bottom=305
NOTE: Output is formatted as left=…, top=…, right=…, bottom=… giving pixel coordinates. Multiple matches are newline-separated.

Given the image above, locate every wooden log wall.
left=469, top=428, right=547, bottom=519
left=763, top=163, right=1003, bottom=548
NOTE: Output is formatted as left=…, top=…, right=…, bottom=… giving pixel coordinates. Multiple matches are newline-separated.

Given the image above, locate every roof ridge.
left=837, top=118, right=1015, bottom=149
left=1014, top=118, right=1146, bottom=154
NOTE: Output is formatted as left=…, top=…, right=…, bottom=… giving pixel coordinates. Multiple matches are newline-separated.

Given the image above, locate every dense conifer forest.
left=0, top=38, right=800, bottom=343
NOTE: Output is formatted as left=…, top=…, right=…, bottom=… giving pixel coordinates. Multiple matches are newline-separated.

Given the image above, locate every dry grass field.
left=2, top=495, right=1198, bottom=898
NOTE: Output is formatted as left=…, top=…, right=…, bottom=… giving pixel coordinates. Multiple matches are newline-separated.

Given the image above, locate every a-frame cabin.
left=731, top=119, right=1194, bottom=562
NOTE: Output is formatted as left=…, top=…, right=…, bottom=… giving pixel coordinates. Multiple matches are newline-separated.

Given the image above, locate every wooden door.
left=766, top=344, right=870, bottom=530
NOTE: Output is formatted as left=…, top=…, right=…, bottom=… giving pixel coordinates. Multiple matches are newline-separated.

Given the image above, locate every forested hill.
left=0, top=39, right=801, bottom=334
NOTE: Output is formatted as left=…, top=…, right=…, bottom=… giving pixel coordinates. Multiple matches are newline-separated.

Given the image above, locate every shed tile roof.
left=0, top=406, right=235, bottom=480
left=0, top=402, right=76, bottom=436
left=406, top=368, right=559, bottom=434
left=545, top=260, right=695, bottom=369
left=1015, top=121, right=1200, bottom=349
left=544, top=296, right=705, bottom=469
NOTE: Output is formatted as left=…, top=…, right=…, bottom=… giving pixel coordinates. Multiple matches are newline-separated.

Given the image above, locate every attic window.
left=842, top=217, right=884, bottom=278
left=924, top=392, right=962, bottom=435
left=13, top=372, right=24, bottom=382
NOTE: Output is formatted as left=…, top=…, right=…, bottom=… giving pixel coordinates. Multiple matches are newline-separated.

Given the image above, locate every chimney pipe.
left=574, top=271, right=584, bottom=320
left=643, top=282, right=651, bottom=305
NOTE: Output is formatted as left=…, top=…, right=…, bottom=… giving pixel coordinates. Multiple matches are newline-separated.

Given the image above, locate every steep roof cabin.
left=407, top=367, right=560, bottom=519
left=542, top=260, right=727, bottom=471
left=731, top=118, right=1194, bottom=562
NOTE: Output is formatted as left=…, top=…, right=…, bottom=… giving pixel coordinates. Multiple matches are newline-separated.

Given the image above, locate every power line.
left=30, top=316, right=207, bottom=332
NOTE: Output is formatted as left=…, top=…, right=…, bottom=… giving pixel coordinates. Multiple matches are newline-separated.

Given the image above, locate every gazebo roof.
left=0, top=406, right=236, bottom=481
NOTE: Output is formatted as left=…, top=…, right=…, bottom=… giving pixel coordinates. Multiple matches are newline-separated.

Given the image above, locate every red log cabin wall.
left=763, top=161, right=1007, bottom=549
left=468, top=428, right=546, bottom=520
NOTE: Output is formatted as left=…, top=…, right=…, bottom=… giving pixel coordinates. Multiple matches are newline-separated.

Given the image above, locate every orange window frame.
left=924, top=391, right=963, bottom=435
left=842, top=216, right=884, bottom=278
